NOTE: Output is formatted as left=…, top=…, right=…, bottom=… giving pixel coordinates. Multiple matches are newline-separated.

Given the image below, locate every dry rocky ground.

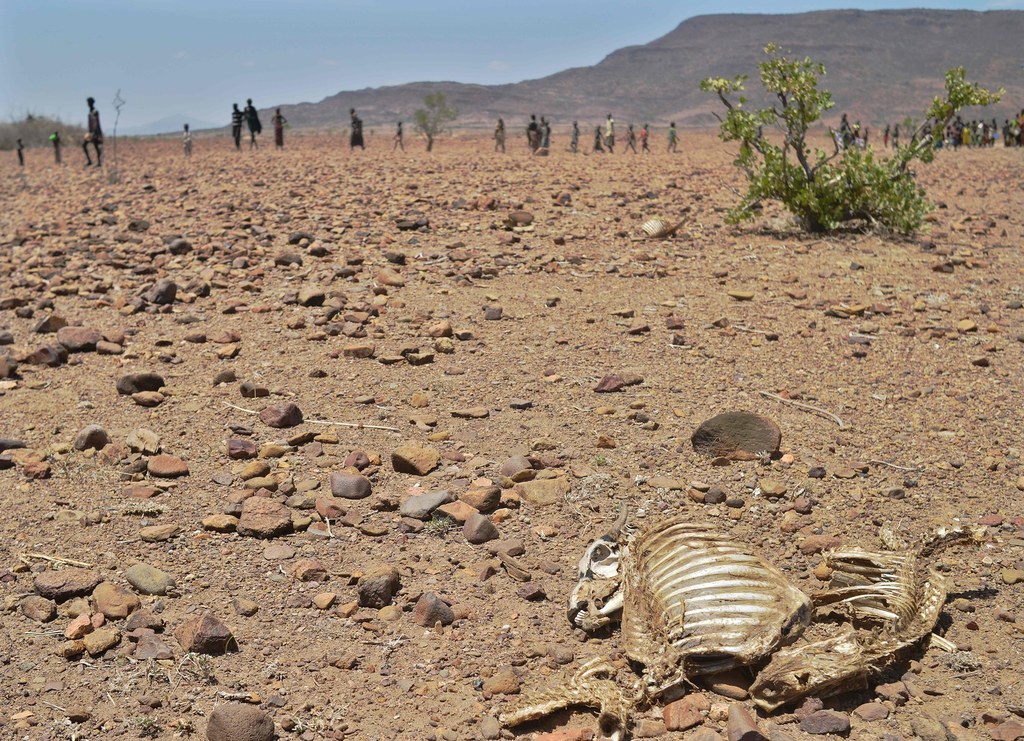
left=1, top=132, right=1023, bottom=741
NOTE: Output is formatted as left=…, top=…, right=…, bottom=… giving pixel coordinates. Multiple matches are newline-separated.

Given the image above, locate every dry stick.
left=758, top=390, right=847, bottom=430
left=868, top=459, right=924, bottom=472
left=19, top=552, right=94, bottom=568
left=222, top=401, right=400, bottom=432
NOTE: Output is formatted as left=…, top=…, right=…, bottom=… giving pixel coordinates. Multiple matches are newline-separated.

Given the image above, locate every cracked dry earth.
left=0, top=132, right=1022, bottom=741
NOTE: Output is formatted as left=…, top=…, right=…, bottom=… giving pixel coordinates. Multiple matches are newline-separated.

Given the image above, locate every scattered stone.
left=127, top=428, right=161, bottom=455
left=692, top=412, right=781, bottom=459
left=57, top=326, right=103, bottom=352
left=663, top=694, right=711, bottom=731
left=34, top=568, right=102, bottom=602
left=139, top=523, right=180, bottom=542
left=853, top=702, right=889, bottom=722
left=594, top=374, right=627, bottom=393
left=202, top=514, right=238, bottom=532
left=799, top=710, right=850, bottom=735
left=116, top=372, right=164, bottom=395
left=357, top=567, right=400, bottom=608
left=464, top=513, right=499, bottom=544
left=124, top=563, right=175, bottom=595
left=72, top=424, right=109, bottom=451
left=83, top=626, right=121, bottom=657
left=206, top=702, right=275, bottom=741
left=92, top=581, right=141, bottom=619
left=142, top=278, right=177, bottom=304
left=482, top=667, right=520, bottom=695
left=292, top=558, right=328, bottom=582
left=726, top=702, right=766, bottom=741
left=237, top=498, right=292, bottom=538
left=391, top=443, right=440, bottom=475
left=330, top=472, right=372, bottom=499
left=414, top=591, right=455, bottom=627
left=135, top=634, right=175, bottom=660
left=174, top=613, right=236, bottom=654
left=147, top=454, right=189, bottom=478
left=258, top=402, right=303, bottom=428
left=399, top=489, right=453, bottom=519
left=513, top=476, right=570, bottom=506
left=21, top=595, right=57, bottom=622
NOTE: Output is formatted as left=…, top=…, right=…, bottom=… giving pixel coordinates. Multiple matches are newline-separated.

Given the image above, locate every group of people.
left=943, top=114, right=1024, bottom=148
left=228, top=99, right=288, bottom=151
left=496, top=113, right=679, bottom=155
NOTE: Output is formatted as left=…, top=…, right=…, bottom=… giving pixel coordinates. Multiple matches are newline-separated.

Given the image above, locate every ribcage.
left=621, top=517, right=812, bottom=678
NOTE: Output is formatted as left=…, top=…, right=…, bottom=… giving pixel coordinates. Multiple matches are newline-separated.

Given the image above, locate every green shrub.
left=701, top=44, right=1001, bottom=234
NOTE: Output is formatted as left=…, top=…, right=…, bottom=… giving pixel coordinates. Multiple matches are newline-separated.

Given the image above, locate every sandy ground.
left=1, top=131, right=1023, bottom=741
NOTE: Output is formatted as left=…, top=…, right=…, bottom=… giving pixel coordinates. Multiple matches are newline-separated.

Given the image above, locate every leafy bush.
left=701, top=44, right=1001, bottom=234
left=413, top=92, right=458, bottom=152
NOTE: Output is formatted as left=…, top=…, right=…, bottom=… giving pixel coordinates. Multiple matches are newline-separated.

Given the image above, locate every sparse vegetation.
left=0, top=113, right=83, bottom=150
left=701, top=44, right=1001, bottom=234
left=413, top=92, right=458, bottom=152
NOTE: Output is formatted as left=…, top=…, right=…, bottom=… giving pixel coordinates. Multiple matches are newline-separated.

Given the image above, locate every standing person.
left=883, top=124, right=890, bottom=148
left=625, top=124, right=637, bottom=153
left=231, top=103, right=243, bottom=150
left=494, top=118, right=506, bottom=153
left=183, top=124, right=193, bottom=157
left=393, top=121, right=404, bottom=151
left=569, top=121, right=579, bottom=153
left=50, top=131, right=62, bottom=163
left=604, top=113, right=615, bottom=153
left=891, top=124, right=899, bottom=149
left=640, top=123, right=650, bottom=153
left=349, top=109, right=364, bottom=150
left=272, top=108, right=287, bottom=150
left=541, top=117, right=551, bottom=149
left=526, top=114, right=540, bottom=152
left=243, top=98, right=261, bottom=149
left=82, top=96, right=103, bottom=167
left=667, top=122, right=678, bottom=152
left=593, top=125, right=604, bottom=152
left=16, top=139, right=24, bottom=167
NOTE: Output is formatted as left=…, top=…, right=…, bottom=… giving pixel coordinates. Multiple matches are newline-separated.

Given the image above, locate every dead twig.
left=222, top=401, right=258, bottom=414
left=19, top=552, right=94, bottom=568
left=306, top=419, right=400, bottom=432
left=868, top=459, right=923, bottom=472
left=758, top=390, right=846, bottom=429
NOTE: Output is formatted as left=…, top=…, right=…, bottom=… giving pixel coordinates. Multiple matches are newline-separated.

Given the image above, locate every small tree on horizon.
left=701, top=44, right=1001, bottom=234
left=413, top=92, right=458, bottom=152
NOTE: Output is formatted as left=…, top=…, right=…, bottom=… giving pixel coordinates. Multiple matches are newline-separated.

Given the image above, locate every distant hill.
left=269, top=9, right=1023, bottom=130
left=123, top=114, right=220, bottom=137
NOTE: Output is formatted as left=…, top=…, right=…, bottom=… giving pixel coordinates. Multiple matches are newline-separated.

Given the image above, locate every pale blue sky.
left=1, top=0, right=1020, bottom=129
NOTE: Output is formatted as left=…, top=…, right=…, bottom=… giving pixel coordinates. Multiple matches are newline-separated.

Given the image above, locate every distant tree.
left=701, top=44, right=1001, bottom=234
left=413, top=92, right=458, bottom=152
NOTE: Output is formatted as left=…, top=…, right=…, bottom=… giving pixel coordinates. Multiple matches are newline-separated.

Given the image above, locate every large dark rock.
left=691, top=411, right=781, bottom=460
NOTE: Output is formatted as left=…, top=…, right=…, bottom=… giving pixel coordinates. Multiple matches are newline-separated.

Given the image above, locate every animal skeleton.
left=500, top=512, right=978, bottom=739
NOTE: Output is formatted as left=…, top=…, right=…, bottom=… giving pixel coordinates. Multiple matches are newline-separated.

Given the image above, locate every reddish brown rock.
left=21, top=595, right=57, bottom=622
left=464, top=513, right=499, bottom=544
left=34, top=568, right=102, bottom=602
left=413, top=591, right=456, bottom=628
left=226, top=438, right=258, bottom=459
left=258, top=402, right=303, bottom=428
left=147, top=454, right=189, bottom=478
left=237, top=497, right=292, bottom=538
left=291, top=559, right=329, bottom=582
left=663, top=694, right=711, bottom=731
left=92, top=582, right=141, bottom=619
left=727, top=703, right=767, bottom=741
left=174, top=613, right=236, bottom=654
left=57, top=326, right=103, bottom=352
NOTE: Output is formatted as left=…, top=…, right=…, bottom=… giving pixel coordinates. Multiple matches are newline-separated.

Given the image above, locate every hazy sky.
left=1, top=0, right=1021, bottom=128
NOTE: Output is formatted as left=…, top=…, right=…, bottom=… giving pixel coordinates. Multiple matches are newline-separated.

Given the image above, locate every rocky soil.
left=1, top=133, right=1022, bottom=741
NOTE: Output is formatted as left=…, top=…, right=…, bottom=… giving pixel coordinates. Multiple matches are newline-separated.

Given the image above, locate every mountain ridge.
left=267, top=9, right=1023, bottom=131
